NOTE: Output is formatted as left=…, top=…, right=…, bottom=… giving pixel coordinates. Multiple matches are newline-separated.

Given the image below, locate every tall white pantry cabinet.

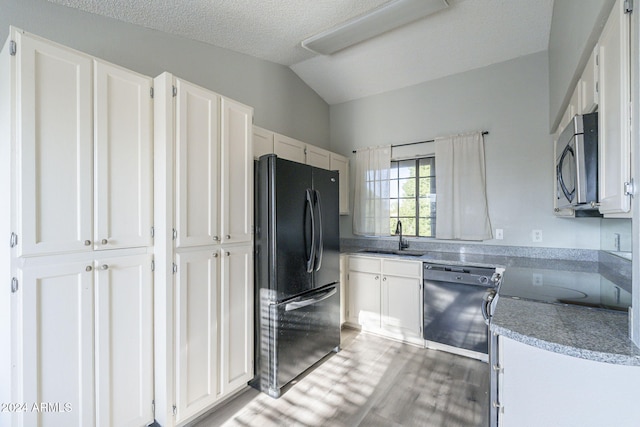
left=153, top=73, right=254, bottom=426
left=0, top=27, right=154, bottom=427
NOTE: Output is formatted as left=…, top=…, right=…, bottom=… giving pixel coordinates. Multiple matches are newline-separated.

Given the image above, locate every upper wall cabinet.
left=171, top=76, right=253, bottom=248
left=253, top=125, right=350, bottom=214
left=598, top=0, right=631, bottom=216
left=13, top=30, right=153, bottom=257
left=580, top=45, right=599, bottom=115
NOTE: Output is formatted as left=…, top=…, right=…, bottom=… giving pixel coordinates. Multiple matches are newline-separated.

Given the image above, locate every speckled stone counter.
left=491, top=297, right=640, bottom=366
left=341, top=239, right=639, bottom=365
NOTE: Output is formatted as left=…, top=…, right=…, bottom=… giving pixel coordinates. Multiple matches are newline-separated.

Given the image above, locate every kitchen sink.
left=359, top=249, right=426, bottom=257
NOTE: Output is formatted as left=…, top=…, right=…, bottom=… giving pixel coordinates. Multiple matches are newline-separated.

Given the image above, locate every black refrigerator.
left=251, top=154, right=341, bottom=398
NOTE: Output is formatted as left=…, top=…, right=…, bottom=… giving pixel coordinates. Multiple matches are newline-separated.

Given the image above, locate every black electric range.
left=497, top=266, right=631, bottom=312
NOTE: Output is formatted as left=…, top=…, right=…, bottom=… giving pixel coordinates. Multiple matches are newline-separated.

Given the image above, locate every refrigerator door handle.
left=305, top=188, right=316, bottom=273
left=314, top=190, right=324, bottom=272
left=285, top=286, right=337, bottom=312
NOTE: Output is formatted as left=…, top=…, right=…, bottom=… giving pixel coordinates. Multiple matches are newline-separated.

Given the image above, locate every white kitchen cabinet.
left=15, top=260, right=95, bottom=427
left=381, top=259, right=423, bottom=345
left=174, top=245, right=254, bottom=425
left=14, top=253, right=154, bottom=427
left=330, top=153, right=350, bottom=215
left=339, top=254, right=348, bottom=325
left=174, top=78, right=253, bottom=248
left=579, top=45, right=599, bottom=114
left=598, top=0, right=632, bottom=216
left=154, top=72, right=254, bottom=426
left=306, top=144, right=332, bottom=169
left=12, top=29, right=153, bottom=257
left=497, top=335, right=640, bottom=427
left=220, top=245, right=254, bottom=394
left=346, top=255, right=423, bottom=345
left=220, top=98, right=253, bottom=244
left=253, top=125, right=274, bottom=159
left=274, top=133, right=306, bottom=163
left=175, top=79, right=220, bottom=248
left=174, top=249, right=220, bottom=424
left=15, top=29, right=93, bottom=256
left=94, top=60, right=154, bottom=250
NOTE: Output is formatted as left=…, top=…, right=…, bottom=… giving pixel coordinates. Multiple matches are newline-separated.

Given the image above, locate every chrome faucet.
left=395, top=220, right=409, bottom=251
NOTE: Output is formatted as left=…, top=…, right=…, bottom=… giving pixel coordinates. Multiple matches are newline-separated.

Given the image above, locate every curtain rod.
left=351, top=131, right=489, bottom=153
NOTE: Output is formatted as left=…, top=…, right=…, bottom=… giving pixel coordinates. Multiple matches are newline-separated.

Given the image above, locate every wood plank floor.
left=190, top=327, right=489, bottom=427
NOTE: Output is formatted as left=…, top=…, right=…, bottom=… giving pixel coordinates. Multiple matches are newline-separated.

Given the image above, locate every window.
left=389, top=157, right=436, bottom=237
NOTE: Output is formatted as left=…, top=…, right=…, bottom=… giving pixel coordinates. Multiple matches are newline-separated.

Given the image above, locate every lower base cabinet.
left=174, top=245, right=253, bottom=426
left=496, top=335, right=640, bottom=427
left=346, top=255, right=423, bottom=345
left=13, top=253, right=153, bottom=427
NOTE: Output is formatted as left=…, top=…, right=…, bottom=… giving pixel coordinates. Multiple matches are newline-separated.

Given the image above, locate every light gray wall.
left=0, top=0, right=330, bottom=148
left=548, top=0, right=615, bottom=132
left=330, top=51, right=602, bottom=250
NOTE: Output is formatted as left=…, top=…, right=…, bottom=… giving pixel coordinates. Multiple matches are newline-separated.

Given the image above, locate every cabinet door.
left=220, top=97, right=253, bottom=244
left=175, top=79, right=220, bottom=247
left=175, top=250, right=220, bottom=423
left=94, top=60, right=153, bottom=250
left=16, top=261, right=94, bottom=427
left=306, top=145, right=331, bottom=169
left=220, top=245, right=253, bottom=395
left=17, top=31, right=93, bottom=256
left=381, top=275, right=422, bottom=339
left=599, top=0, right=631, bottom=215
left=580, top=45, right=599, bottom=114
left=347, top=271, right=381, bottom=330
left=253, top=125, right=274, bottom=159
left=95, top=254, right=153, bottom=427
left=330, top=153, right=350, bottom=215
left=274, top=133, right=306, bottom=163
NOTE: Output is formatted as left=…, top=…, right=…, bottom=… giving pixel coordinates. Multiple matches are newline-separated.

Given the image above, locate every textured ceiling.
left=47, top=0, right=554, bottom=105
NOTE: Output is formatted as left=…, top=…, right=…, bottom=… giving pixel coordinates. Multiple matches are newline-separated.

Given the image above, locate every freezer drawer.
left=256, top=284, right=340, bottom=398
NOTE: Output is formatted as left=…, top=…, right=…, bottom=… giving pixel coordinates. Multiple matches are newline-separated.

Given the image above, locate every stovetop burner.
left=498, top=267, right=631, bottom=312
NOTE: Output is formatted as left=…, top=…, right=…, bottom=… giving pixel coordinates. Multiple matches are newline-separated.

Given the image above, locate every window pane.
left=400, top=217, right=416, bottom=236
left=399, top=199, right=416, bottom=217
left=419, top=197, right=437, bottom=216
left=389, top=199, right=399, bottom=216
left=418, top=217, right=434, bottom=237
left=419, top=177, right=435, bottom=197
left=419, top=157, right=435, bottom=177
left=398, top=160, right=416, bottom=179
left=398, top=178, right=415, bottom=198
left=390, top=218, right=398, bottom=235
left=390, top=179, right=399, bottom=198
left=390, top=161, right=399, bottom=180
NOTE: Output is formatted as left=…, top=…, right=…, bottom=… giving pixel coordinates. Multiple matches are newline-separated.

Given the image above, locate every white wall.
left=330, top=52, right=602, bottom=250
left=0, top=0, right=330, bottom=148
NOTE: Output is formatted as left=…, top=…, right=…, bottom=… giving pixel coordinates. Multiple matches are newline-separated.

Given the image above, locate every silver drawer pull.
left=86, top=266, right=93, bottom=272
left=101, top=239, right=108, bottom=245
left=101, top=264, right=109, bottom=270
left=84, top=240, right=92, bottom=246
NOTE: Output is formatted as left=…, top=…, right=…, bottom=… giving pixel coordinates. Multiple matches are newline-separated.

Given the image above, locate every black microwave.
left=556, top=113, right=598, bottom=210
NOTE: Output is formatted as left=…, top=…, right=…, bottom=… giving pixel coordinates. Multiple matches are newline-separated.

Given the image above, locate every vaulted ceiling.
left=47, top=0, right=554, bottom=104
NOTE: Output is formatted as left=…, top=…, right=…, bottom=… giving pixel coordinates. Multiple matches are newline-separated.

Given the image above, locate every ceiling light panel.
left=301, top=0, right=449, bottom=55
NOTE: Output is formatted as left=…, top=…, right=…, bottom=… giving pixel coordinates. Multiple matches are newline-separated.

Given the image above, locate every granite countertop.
left=342, top=240, right=638, bottom=365
left=491, top=297, right=640, bottom=366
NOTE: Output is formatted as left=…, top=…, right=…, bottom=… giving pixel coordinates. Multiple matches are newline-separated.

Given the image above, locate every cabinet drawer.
left=348, top=256, right=381, bottom=273
left=382, top=259, right=421, bottom=277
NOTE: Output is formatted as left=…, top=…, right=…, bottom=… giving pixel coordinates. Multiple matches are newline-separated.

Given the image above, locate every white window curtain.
left=352, top=146, right=392, bottom=236
left=435, top=132, right=492, bottom=241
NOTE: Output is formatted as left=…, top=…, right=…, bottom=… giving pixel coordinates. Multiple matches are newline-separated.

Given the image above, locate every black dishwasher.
left=423, top=263, right=498, bottom=359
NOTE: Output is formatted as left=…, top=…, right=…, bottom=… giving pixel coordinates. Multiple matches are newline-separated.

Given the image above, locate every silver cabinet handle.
left=101, top=239, right=108, bottom=245
left=84, top=240, right=92, bottom=246
left=382, top=277, right=387, bottom=281
left=101, top=264, right=109, bottom=270
left=225, top=251, right=230, bottom=256
left=213, top=253, right=219, bottom=258
left=86, top=266, right=93, bottom=272
left=492, top=364, right=503, bottom=373
left=374, top=275, right=379, bottom=280
left=225, top=235, right=231, bottom=240
left=213, top=236, right=220, bottom=241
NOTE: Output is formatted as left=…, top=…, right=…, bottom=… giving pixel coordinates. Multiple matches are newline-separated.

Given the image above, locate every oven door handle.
left=482, top=290, right=496, bottom=325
